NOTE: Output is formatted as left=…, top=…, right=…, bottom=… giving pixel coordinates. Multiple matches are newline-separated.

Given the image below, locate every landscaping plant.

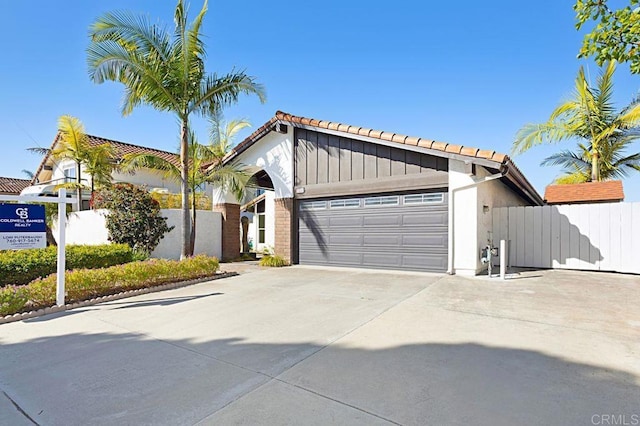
left=1, top=255, right=219, bottom=316
left=259, top=254, right=289, bottom=267
left=0, top=244, right=134, bottom=287
left=92, top=184, right=174, bottom=253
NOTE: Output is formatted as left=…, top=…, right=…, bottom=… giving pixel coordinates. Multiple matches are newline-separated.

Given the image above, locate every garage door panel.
left=298, top=193, right=448, bottom=272
left=362, top=234, right=401, bottom=247
left=362, top=252, right=401, bottom=267
left=402, top=211, right=447, bottom=226
left=362, top=214, right=402, bottom=227
left=402, top=234, right=448, bottom=247
left=328, top=215, right=363, bottom=227
left=327, top=251, right=363, bottom=265
left=328, top=233, right=364, bottom=245
left=299, top=215, right=330, bottom=228
left=402, top=253, right=448, bottom=270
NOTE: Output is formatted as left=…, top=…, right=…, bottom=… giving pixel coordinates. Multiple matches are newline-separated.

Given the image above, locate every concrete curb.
left=0, top=271, right=238, bottom=325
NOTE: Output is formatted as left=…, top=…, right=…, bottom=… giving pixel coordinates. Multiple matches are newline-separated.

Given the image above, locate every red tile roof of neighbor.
left=0, top=177, right=31, bottom=194
left=544, top=181, right=624, bottom=204
left=32, top=133, right=179, bottom=184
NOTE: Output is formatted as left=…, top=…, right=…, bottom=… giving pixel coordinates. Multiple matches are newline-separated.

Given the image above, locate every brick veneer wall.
left=274, top=197, right=293, bottom=262
left=212, top=203, right=240, bottom=261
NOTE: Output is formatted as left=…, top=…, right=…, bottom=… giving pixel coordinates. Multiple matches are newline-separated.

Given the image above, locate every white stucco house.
left=213, top=111, right=543, bottom=275
left=22, top=133, right=185, bottom=209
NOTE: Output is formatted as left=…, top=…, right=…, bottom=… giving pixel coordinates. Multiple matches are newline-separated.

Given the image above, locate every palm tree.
left=84, top=143, right=116, bottom=194
left=122, top=122, right=249, bottom=255
left=87, top=0, right=265, bottom=258
left=21, top=170, right=35, bottom=180
left=513, top=61, right=640, bottom=182
left=542, top=136, right=640, bottom=184
left=29, top=115, right=91, bottom=211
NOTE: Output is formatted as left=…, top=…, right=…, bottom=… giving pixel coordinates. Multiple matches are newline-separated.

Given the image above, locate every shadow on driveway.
left=0, top=331, right=637, bottom=425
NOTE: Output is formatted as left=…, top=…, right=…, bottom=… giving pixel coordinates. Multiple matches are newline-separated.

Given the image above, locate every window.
left=63, top=167, right=76, bottom=183
left=364, top=196, right=399, bottom=207
left=301, top=201, right=327, bottom=210
left=258, top=213, right=266, bottom=244
left=329, top=199, right=360, bottom=209
left=403, top=193, right=444, bottom=204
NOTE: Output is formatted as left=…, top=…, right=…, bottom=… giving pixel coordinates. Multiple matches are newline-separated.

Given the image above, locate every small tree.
left=93, top=184, right=173, bottom=254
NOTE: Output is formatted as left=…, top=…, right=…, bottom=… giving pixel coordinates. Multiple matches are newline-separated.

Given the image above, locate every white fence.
left=492, top=202, right=640, bottom=274
left=53, top=209, right=222, bottom=260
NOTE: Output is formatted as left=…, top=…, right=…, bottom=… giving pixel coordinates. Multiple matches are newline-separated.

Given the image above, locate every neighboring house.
left=22, top=133, right=183, bottom=209
left=215, top=111, right=543, bottom=275
left=544, top=181, right=624, bottom=205
left=0, top=177, right=31, bottom=195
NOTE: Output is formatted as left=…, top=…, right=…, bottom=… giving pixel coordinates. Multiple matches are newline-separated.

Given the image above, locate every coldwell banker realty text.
left=0, top=204, right=46, bottom=249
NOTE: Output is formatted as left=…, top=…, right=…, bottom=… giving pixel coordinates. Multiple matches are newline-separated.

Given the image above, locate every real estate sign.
left=0, top=204, right=46, bottom=250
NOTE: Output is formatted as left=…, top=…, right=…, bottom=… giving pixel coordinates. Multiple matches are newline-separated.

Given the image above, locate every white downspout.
left=447, top=170, right=506, bottom=275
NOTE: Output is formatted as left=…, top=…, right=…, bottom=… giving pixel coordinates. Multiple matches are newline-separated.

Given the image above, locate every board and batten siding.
left=294, top=128, right=448, bottom=188
left=492, top=203, right=640, bottom=274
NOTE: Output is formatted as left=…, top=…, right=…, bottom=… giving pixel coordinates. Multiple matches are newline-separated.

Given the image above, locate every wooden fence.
left=492, top=202, right=640, bottom=274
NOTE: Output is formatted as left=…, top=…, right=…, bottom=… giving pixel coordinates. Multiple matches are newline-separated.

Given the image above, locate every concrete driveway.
left=0, top=265, right=638, bottom=426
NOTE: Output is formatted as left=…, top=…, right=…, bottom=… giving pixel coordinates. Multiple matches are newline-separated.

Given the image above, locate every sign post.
left=56, top=189, right=66, bottom=306
left=0, top=189, right=75, bottom=306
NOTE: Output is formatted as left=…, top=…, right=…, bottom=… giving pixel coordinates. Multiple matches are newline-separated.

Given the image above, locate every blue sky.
left=1, top=0, right=639, bottom=200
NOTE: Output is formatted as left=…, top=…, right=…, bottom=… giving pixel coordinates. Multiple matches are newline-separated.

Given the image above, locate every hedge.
left=0, top=244, right=135, bottom=287
left=0, top=255, right=219, bottom=316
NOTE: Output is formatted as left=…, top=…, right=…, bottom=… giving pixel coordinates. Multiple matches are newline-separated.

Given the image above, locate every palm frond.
left=192, top=71, right=266, bottom=116
left=512, top=122, right=575, bottom=155
left=27, top=147, right=50, bottom=155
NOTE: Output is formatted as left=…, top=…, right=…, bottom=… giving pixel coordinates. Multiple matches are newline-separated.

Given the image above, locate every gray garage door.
left=298, top=192, right=448, bottom=272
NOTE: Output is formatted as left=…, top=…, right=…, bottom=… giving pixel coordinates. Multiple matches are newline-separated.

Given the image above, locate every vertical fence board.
left=597, top=204, right=609, bottom=270
left=516, top=207, right=526, bottom=267
left=524, top=207, right=535, bottom=267
left=606, top=203, right=620, bottom=272
left=533, top=207, right=543, bottom=267
left=579, top=206, right=594, bottom=270
left=508, top=207, right=518, bottom=266
left=558, top=205, right=572, bottom=270
left=632, top=204, right=640, bottom=274
left=550, top=206, right=561, bottom=268
left=620, top=203, right=634, bottom=273
left=588, top=206, right=600, bottom=268
left=541, top=206, right=551, bottom=268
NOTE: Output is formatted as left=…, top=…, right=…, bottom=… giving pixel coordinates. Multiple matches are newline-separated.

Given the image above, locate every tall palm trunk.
left=180, top=120, right=191, bottom=259
left=76, top=161, right=83, bottom=211
left=189, top=194, right=197, bottom=255
left=591, top=150, right=600, bottom=181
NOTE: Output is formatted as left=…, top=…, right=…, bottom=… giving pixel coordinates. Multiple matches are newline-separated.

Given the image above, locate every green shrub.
left=0, top=244, right=135, bottom=287
left=24, top=255, right=219, bottom=312
left=259, top=254, right=289, bottom=267
left=0, top=286, right=28, bottom=316
left=93, top=184, right=174, bottom=253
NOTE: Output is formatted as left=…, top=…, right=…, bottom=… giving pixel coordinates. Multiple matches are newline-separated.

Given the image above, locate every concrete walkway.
left=0, top=266, right=638, bottom=425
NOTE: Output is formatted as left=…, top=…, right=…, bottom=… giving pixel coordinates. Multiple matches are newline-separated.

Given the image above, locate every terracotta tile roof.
left=33, top=133, right=179, bottom=183
left=227, top=111, right=510, bottom=165
left=225, top=110, right=543, bottom=205
left=0, top=177, right=31, bottom=194
left=544, top=181, right=624, bottom=204
left=273, top=111, right=510, bottom=164
left=84, top=134, right=179, bottom=165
